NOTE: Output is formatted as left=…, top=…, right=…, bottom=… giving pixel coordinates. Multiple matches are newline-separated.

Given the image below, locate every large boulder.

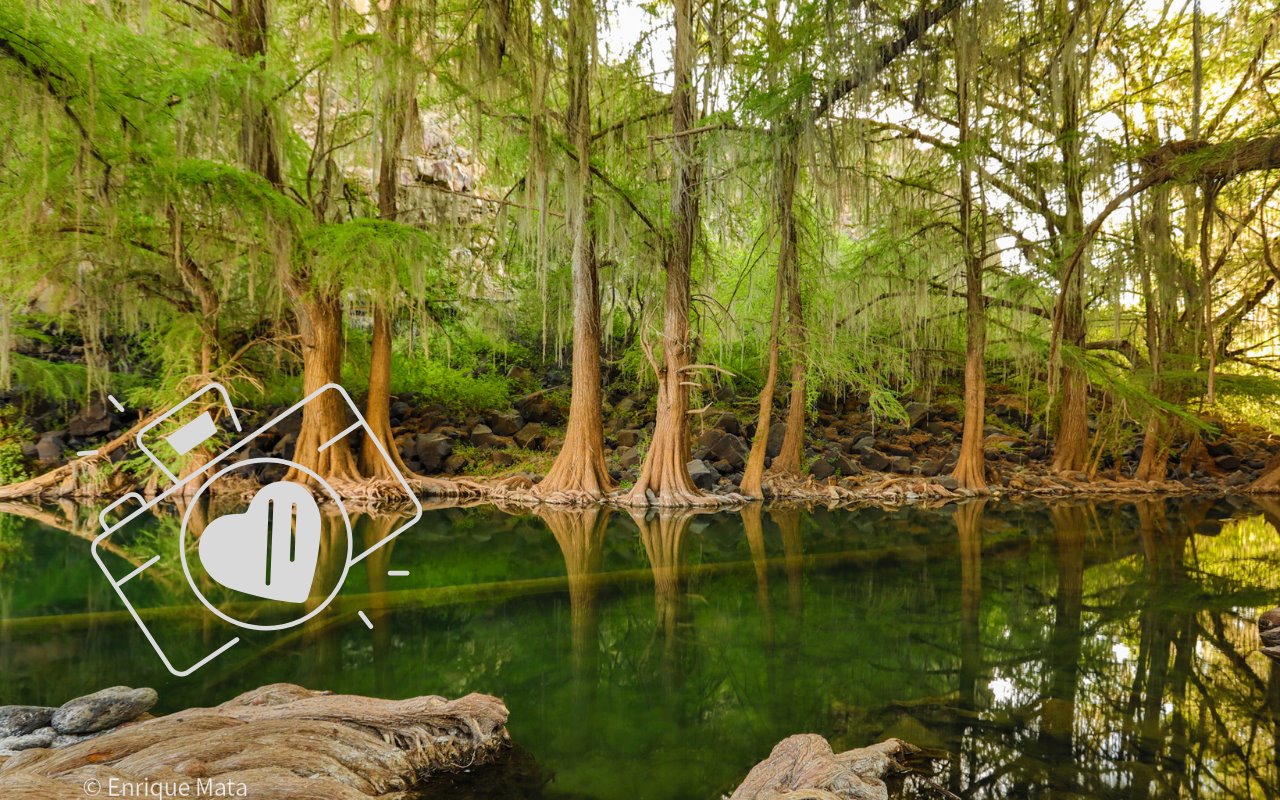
left=714, top=412, right=742, bottom=437
left=51, top=687, right=157, bottom=735
left=35, top=435, right=64, bottom=464
left=513, top=423, right=545, bottom=450
left=904, top=401, right=930, bottom=429
left=694, top=429, right=747, bottom=470
left=413, top=433, right=453, bottom=471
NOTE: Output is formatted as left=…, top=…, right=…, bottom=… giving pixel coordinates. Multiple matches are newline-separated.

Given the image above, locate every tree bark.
left=742, top=136, right=799, bottom=497
left=1050, top=0, right=1090, bottom=475
left=361, top=307, right=412, bottom=478
left=950, top=14, right=987, bottom=491
left=536, top=0, right=613, bottom=499
left=286, top=290, right=361, bottom=481
left=627, top=0, right=706, bottom=506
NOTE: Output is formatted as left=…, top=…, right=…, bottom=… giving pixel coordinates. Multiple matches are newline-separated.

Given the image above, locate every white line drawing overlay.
left=92, top=381, right=423, bottom=676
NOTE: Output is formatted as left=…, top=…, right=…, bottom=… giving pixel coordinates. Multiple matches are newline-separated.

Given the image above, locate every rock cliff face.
left=0, top=683, right=510, bottom=799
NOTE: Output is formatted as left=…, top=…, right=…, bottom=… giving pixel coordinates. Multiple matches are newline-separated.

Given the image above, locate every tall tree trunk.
left=229, top=0, right=359, bottom=482
left=627, top=0, right=705, bottom=506
left=1200, top=183, right=1218, bottom=406
left=362, top=0, right=412, bottom=479
left=771, top=249, right=808, bottom=476
left=742, top=136, right=799, bottom=498
left=1050, top=0, right=1090, bottom=474
left=1136, top=184, right=1176, bottom=481
left=287, top=290, right=362, bottom=481
left=536, top=0, right=612, bottom=499
left=950, top=14, right=987, bottom=491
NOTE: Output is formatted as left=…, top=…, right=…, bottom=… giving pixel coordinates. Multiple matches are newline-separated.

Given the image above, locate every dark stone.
left=1214, top=454, right=1242, bottom=471
left=834, top=455, right=860, bottom=476
left=879, top=441, right=914, bottom=457
left=919, top=458, right=943, bottom=477
left=1027, top=445, right=1048, bottom=460
left=442, top=454, right=467, bottom=473
left=1206, top=439, right=1236, bottom=457
left=516, top=394, right=565, bottom=425
left=714, top=412, right=742, bottom=436
left=711, top=459, right=734, bottom=474
left=68, top=403, right=112, bottom=437
left=852, top=435, right=877, bottom=453
left=0, top=706, right=55, bottom=738
left=414, top=433, right=454, bottom=471
left=35, top=435, right=64, bottom=463
left=616, top=429, right=643, bottom=448
left=860, top=450, right=890, bottom=471
left=390, top=401, right=412, bottom=423
left=470, top=424, right=499, bottom=447
left=490, top=451, right=515, bottom=468
left=51, top=687, right=157, bottom=735
left=485, top=410, right=524, bottom=436
left=616, top=446, right=640, bottom=470
left=1262, top=626, right=1280, bottom=647
left=934, top=476, right=960, bottom=491
left=514, top=423, right=545, bottom=450
left=766, top=424, right=788, bottom=458
left=809, top=459, right=836, bottom=481
left=905, top=401, right=930, bottom=429
left=687, top=459, right=718, bottom=491
left=1225, top=471, right=1252, bottom=486
left=694, top=429, right=747, bottom=470
left=889, top=456, right=913, bottom=473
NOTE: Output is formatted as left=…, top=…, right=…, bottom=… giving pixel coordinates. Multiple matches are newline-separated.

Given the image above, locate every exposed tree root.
left=728, top=734, right=919, bottom=800
left=0, top=683, right=509, bottom=799
left=0, top=413, right=157, bottom=500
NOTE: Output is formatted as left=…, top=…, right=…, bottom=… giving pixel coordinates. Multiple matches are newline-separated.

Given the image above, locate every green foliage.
left=0, top=410, right=32, bottom=484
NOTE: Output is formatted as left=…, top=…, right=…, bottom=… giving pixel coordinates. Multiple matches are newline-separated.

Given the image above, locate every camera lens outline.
left=179, top=457, right=353, bottom=632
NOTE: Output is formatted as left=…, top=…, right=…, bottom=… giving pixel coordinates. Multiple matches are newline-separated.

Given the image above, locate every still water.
left=2, top=497, right=1279, bottom=798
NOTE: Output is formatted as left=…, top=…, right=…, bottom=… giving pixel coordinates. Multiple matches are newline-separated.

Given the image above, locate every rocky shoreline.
left=10, top=383, right=1279, bottom=504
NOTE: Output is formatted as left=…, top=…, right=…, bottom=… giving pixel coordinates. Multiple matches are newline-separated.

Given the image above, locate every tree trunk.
left=742, top=137, right=799, bottom=498
left=231, top=0, right=282, bottom=187
left=1050, top=0, right=1090, bottom=475
left=536, top=0, right=612, bottom=499
left=287, top=291, right=361, bottom=482
left=771, top=255, right=808, bottom=476
left=950, top=15, right=987, bottom=491
left=627, top=0, right=705, bottom=506
left=361, top=307, right=411, bottom=478
left=361, top=2, right=413, bottom=480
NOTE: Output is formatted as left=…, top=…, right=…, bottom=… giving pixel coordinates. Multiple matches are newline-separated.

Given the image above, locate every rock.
left=851, top=435, right=876, bottom=453
left=51, top=687, right=157, bottom=735
left=616, top=429, right=643, bottom=448
left=834, top=454, right=860, bottom=476
left=68, top=403, right=113, bottom=437
left=889, top=456, right=913, bottom=473
left=1225, top=471, right=1252, bottom=486
left=1207, top=439, right=1236, bottom=457
left=506, top=365, right=534, bottom=384
left=694, top=429, right=747, bottom=470
left=934, top=475, right=959, bottom=490
left=443, top=454, right=467, bottom=473
left=615, top=445, right=640, bottom=470
left=1214, top=454, right=1242, bottom=471
left=905, top=401, right=930, bottom=428
left=1261, top=608, right=1280, bottom=631
left=390, top=400, right=412, bottom=423
left=809, top=459, right=836, bottom=481
left=0, top=706, right=55, bottom=738
left=516, top=393, right=565, bottom=425
left=879, top=441, right=913, bottom=457
left=490, top=451, right=515, bottom=468
left=35, top=434, right=64, bottom=463
left=513, top=423, right=544, bottom=450
left=469, top=424, right=510, bottom=448
left=485, top=410, right=524, bottom=437
left=1262, top=626, right=1280, bottom=647
left=686, top=459, right=717, bottom=491
left=414, top=433, right=453, bottom=471
left=859, top=449, right=890, bottom=471
left=714, top=412, right=742, bottom=436
left=0, top=727, right=56, bottom=751
left=919, top=458, right=943, bottom=477
left=766, top=424, right=787, bottom=458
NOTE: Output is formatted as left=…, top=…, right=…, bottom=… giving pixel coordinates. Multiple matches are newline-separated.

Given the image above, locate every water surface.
left=1, top=497, right=1277, bottom=798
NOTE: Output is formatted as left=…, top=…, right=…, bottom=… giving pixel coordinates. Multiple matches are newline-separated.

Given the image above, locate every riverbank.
left=4, top=383, right=1278, bottom=506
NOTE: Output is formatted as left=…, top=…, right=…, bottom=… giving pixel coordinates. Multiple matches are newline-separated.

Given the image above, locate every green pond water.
left=2, top=497, right=1280, bottom=798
